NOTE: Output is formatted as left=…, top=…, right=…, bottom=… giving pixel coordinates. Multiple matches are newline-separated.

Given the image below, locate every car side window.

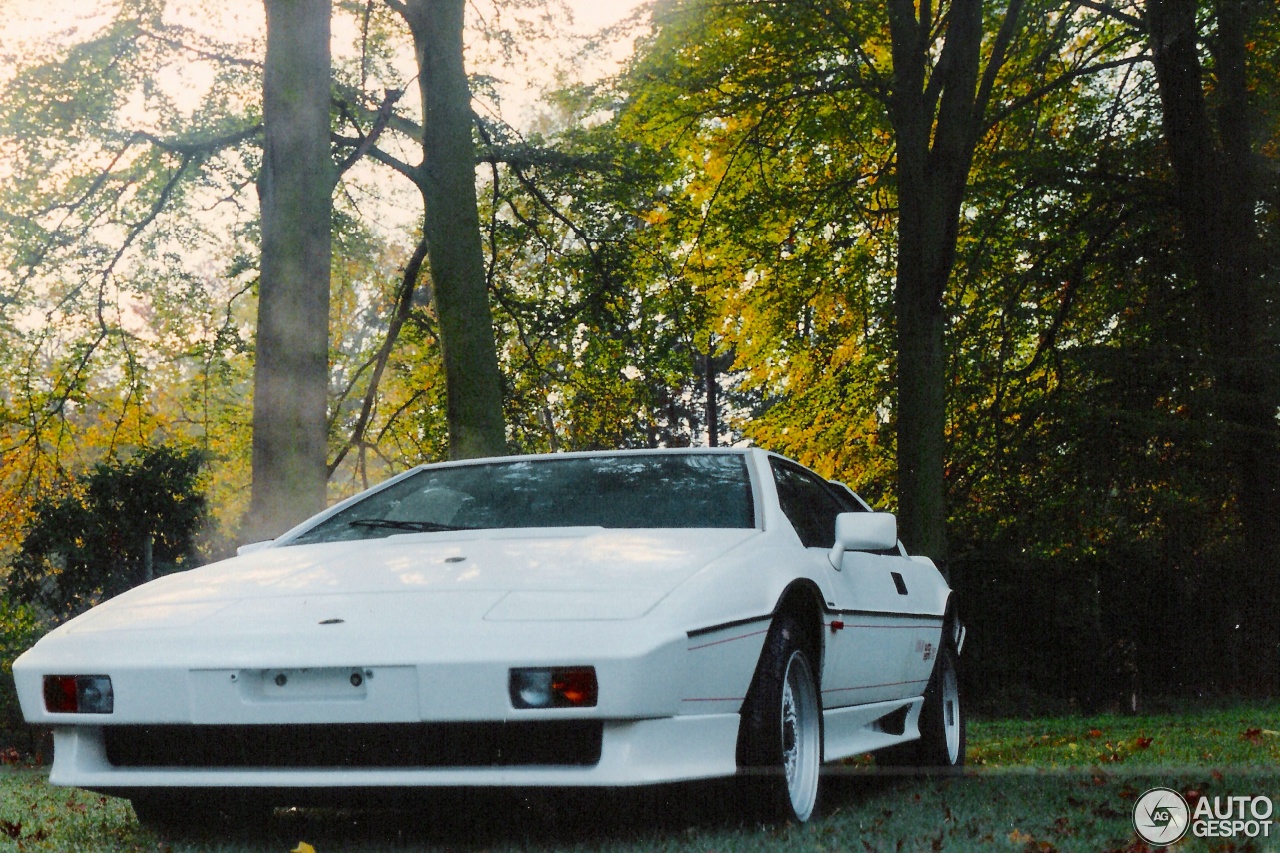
left=770, top=459, right=850, bottom=548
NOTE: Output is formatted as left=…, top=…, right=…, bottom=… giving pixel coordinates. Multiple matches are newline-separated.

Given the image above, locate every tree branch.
left=328, top=236, right=430, bottom=476
left=136, top=28, right=264, bottom=70
left=986, top=54, right=1150, bottom=131
left=1075, top=0, right=1145, bottom=29
left=333, top=88, right=404, bottom=179
left=136, top=126, right=263, bottom=156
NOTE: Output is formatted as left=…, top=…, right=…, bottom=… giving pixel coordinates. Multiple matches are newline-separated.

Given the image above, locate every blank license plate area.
left=241, top=667, right=369, bottom=702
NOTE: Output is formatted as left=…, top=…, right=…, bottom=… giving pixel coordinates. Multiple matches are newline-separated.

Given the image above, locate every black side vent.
left=874, top=706, right=909, bottom=736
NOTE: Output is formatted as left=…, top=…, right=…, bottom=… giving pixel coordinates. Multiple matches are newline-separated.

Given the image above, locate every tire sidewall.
left=919, top=641, right=965, bottom=770
left=737, top=614, right=823, bottom=822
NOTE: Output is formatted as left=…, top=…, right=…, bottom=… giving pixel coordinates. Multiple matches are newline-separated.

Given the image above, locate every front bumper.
left=48, top=713, right=742, bottom=791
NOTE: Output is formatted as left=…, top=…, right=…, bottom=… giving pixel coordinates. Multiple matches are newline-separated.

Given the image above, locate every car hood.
left=60, top=527, right=759, bottom=636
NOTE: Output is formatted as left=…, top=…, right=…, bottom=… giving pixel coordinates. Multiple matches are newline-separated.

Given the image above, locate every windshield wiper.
left=347, top=519, right=472, bottom=533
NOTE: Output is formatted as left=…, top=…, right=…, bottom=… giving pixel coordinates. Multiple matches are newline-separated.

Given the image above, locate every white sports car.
left=13, top=448, right=964, bottom=825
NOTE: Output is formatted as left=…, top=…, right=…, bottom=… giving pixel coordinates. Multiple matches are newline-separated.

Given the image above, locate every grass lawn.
left=2, top=704, right=1279, bottom=852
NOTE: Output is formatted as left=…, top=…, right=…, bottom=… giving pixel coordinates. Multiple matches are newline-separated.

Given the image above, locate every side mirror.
left=829, top=512, right=897, bottom=569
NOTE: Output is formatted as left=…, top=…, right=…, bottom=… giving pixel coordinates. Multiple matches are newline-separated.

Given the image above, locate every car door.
left=769, top=459, right=926, bottom=708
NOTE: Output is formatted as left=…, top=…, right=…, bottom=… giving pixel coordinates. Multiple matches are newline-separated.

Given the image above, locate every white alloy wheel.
left=738, top=613, right=824, bottom=822
left=780, top=650, right=821, bottom=822
left=940, top=649, right=962, bottom=764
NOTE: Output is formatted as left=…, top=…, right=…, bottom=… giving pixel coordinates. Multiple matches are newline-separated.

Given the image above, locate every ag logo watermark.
left=1133, top=787, right=1274, bottom=844
left=1133, top=787, right=1189, bottom=845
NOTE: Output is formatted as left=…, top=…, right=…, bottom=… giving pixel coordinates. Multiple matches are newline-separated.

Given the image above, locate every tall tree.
left=247, top=0, right=335, bottom=541
left=385, top=0, right=507, bottom=459
left=884, top=0, right=1006, bottom=564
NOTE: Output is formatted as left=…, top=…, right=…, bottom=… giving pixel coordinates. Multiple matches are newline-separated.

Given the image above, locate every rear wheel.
left=877, top=642, right=965, bottom=771
left=737, top=614, right=823, bottom=823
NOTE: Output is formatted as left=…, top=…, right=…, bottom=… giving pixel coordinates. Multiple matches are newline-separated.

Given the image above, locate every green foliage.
left=0, top=597, right=43, bottom=753
left=0, top=598, right=39, bottom=679
left=5, top=447, right=206, bottom=622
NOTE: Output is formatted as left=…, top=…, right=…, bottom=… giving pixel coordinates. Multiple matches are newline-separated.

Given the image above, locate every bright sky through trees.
left=0, top=0, right=647, bottom=123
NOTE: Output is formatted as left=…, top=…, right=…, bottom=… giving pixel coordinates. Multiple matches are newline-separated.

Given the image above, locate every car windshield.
left=287, top=453, right=756, bottom=544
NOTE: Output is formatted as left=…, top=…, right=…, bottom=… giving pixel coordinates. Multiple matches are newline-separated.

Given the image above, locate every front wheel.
left=737, top=614, right=823, bottom=823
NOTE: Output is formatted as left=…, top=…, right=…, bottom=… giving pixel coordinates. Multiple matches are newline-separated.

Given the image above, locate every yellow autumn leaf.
left=291, top=843, right=316, bottom=853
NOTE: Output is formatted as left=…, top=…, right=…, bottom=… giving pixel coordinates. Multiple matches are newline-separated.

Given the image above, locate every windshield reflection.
left=289, top=453, right=755, bottom=545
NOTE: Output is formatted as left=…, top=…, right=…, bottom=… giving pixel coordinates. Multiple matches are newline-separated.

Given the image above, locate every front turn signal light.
left=509, top=666, right=597, bottom=709
left=43, top=675, right=113, bottom=714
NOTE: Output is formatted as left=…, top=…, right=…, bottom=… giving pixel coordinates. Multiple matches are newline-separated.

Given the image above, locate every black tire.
left=737, top=614, right=823, bottom=823
left=877, top=642, right=965, bottom=772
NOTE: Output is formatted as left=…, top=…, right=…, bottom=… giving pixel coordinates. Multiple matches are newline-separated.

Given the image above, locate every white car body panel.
left=13, top=448, right=955, bottom=794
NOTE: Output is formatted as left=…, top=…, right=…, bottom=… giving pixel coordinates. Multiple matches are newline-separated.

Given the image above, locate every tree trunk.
left=705, top=350, right=719, bottom=447
left=395, top=0, right=506, bottom=460
left=886, top=0, right=989, bottom=566
left=1146, top=0, right=1280, bottom=682
left=246, top=0, right=333, bottom=542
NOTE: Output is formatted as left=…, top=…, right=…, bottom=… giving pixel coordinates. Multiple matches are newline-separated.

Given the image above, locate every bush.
left=0, top=595, right=45, bottom=756
left=6, top=446, right=207, bottom=622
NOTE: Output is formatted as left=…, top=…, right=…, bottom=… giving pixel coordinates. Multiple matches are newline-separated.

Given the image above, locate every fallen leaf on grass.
left=1087, top=729, right=1103, bottom=739
left=0, top=819, right=21, bottom=839
left=1009, top=829, right=1058, bottom=853
left=1133, top=736, right=1153, bottom=749
left=1242, top=727, right=1264, bottom=745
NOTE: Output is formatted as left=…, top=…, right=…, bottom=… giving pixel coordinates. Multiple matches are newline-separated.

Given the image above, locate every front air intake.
left=104, top=721, right=603, bottom=768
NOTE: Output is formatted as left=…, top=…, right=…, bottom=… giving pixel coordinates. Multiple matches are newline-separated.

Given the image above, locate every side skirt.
left=822, top=698, right=924, bottom=762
